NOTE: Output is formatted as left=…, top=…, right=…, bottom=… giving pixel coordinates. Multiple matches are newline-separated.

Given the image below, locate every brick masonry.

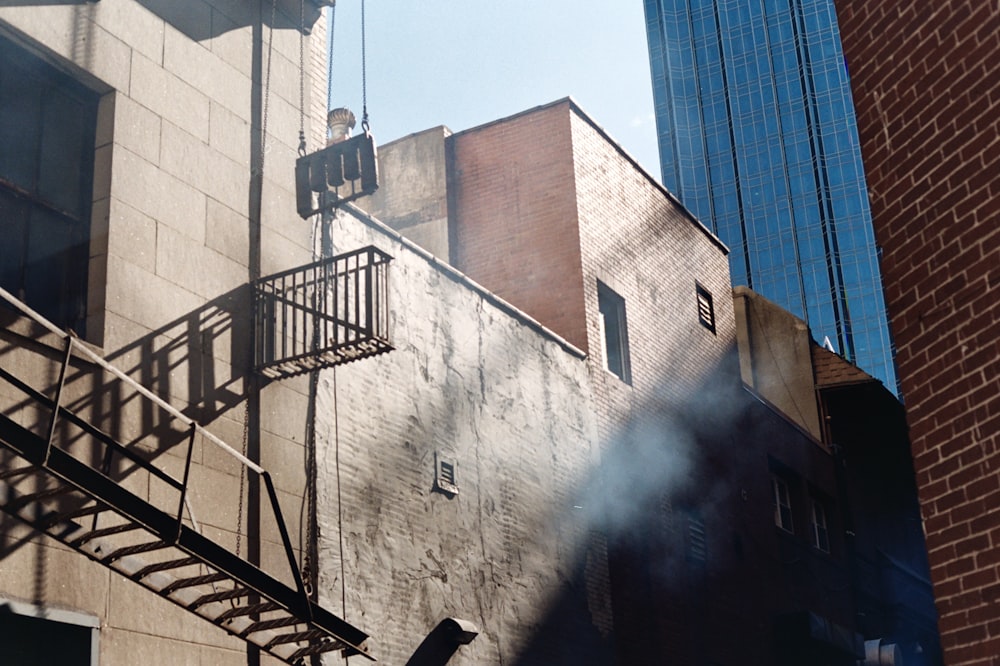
left=833, top=2, right=1000, bottom=662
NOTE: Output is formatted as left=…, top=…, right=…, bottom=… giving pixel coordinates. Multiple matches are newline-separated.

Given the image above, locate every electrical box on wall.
left=435, top=452, right=458, bottom=496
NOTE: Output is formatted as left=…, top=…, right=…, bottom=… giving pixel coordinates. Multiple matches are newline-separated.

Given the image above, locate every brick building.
left=831, top=2, right=1000, bottom=662
left=357, top=100, right=939, bottom=664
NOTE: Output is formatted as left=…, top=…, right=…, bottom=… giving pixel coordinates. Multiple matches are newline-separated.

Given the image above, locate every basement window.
left=0, top=34, right=100, bottom=336
left=696, top=283, right=716, bottom=334
left=598, top=281, right=632, bottom=384
left=0, top=599, right=99, bottom=665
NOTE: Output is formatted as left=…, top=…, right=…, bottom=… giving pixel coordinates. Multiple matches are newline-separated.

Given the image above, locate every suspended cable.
left=361, top=0, right=369, bottom=131
left=327, top=2, right=336, bottom=114
left=298, top=0, right=307, bottom=157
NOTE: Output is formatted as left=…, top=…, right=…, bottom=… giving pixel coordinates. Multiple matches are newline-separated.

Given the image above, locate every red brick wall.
left=449, top=101, right=589, bottom=351
left=834, top=2, right=1000, bottom=662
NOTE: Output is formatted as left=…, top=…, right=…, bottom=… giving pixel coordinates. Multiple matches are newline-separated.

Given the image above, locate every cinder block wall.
left=833, top=2, right=1000, bottom=661
left=0, top=2, right=328, bottom=663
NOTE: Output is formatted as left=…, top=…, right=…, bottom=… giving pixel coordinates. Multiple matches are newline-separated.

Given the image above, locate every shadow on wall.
left=0, top=284, right=251, bottom=565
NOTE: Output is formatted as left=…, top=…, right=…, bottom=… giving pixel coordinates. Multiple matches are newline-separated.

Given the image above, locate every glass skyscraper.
left=644, top=0, right=897, bottom=392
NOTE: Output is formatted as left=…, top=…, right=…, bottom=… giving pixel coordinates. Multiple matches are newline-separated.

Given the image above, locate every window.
left=810, top=497, right=830, bottom=552
left=0, top=34, right=99, bottom=335
left=597, top=281, right=631, bottom=383
left=695, top=282, right=716, bottom=333
left=772, top=475, right=793, bottom=532
left=0, top=599, right=99, bottom=664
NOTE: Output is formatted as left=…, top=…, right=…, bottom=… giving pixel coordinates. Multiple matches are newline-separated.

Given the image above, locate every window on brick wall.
left=772, top=475, right=794, bottom=533
left=810, top=496, right=830, bottom=553
left=0, top=34, right=99, bottom=335
left=597, top=281, right=632, bottom=384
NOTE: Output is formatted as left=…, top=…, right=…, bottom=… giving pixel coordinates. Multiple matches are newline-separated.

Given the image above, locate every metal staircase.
left=0, top=287, right=375, bottom=664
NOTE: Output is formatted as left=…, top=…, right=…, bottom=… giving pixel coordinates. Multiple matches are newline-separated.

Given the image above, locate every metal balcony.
left=254, top=246, right=392, bottom=380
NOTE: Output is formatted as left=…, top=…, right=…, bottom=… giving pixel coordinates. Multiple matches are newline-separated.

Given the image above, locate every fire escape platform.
left=0, top=411, right=374, bottom=663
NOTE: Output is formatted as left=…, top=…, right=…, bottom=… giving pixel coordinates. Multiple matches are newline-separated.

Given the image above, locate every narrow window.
left=597, top=281, right=631, bottom=383
left=696, top=283, right=716, bottom=333
left=810, top=497, right=830, bottom=553
left=772, top=476, right=793, bottom=533
left=0, top=34, right=99, bottom=335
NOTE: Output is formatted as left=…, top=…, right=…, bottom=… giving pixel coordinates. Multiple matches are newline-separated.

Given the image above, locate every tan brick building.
left=832, top=2, right=1000, bottom=662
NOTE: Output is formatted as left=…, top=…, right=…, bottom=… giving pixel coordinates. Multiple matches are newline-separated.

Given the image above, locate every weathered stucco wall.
left=315, top=208, right=609, bottom=664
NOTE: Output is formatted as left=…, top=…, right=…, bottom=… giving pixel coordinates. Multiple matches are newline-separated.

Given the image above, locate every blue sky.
left=327, top=1, right=661, bottom=179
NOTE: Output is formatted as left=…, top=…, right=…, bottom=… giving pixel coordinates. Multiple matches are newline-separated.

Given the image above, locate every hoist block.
left=295, top=132, right=379, bottom=219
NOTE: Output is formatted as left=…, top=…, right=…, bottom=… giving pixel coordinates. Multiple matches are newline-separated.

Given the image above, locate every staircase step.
left=239, top=615, right=302, bottom=636
left=7, top=484, right=73, bottom=510
left=266, top=629, right=327, bottom=648
left=101, top=540, right=170, bottom=563
left=70, top=520, right=143, bottom=546
left=217, top=601, right=283, bottom=621
left=161, top=572, right=230, bottom=594
left=289, top=639, right=347, bottom=661
left=132, top=556, right=201, bottom=578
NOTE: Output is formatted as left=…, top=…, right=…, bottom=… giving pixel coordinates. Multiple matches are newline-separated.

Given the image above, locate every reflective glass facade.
left=644, top=0, right=896, bottom=392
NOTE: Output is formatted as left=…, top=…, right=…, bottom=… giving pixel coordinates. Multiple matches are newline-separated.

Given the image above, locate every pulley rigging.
left=295, top=0, right=379, bottom=219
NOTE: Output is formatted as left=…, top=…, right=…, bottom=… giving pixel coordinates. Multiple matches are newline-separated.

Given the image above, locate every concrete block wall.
left=833, top=2, right=1000, bottom=662
left=0, top=2, right=329, bottom=663
left=317, top=208, right=608, bottom=664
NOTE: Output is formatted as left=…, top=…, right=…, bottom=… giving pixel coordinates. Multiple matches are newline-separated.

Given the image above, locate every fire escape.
left=0, top=243, right=391, bottom=664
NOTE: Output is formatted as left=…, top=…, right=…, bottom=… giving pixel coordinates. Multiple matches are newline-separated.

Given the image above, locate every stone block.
left=163, top=25, right=251, bottom=122
left=111, top=148, right=207, bottom=244
left=206, top=199, right=250, bottom=267
left=155, top=224, right=246, bottom=300
left=104, top=254, right=204, bottom=334
left=208, top=15, right=253, bottom=78
left=107, top=199, right=157, bottom=272
left=129, top=51, right=211, bottom=142
left=92, top=0, right=166, bottom=64
left=113, top=94, right=163, bottom=165
left=160, top=121, right=248, bottom=217
left=208, top=101, right=251, bottom=168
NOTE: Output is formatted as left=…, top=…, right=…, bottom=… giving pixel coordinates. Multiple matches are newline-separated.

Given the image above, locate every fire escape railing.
left=0, top=286, right=374, bottom=663
left=254, top=246, right=392, bottom=380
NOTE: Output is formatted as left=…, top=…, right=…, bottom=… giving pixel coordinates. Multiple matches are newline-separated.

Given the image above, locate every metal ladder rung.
left=38, top=503, right=106, bottom=528
left=161, top=572, right=230, bottom=594
left=289, top=639, right=347, bottom=661
left=133, top=556, right=201, bottom=578
left=217, top=601, right=282, bottom=621
left=239, top=616, right=302, bottom=637
left=101, top=539, right=170, bottom=563
left=266, top=629, right=327, bottom=648
left=190, top=587, right=251, bottom=609
left=0, top=465, right=37, bottom=480
left=71, top=520, right=143, bottom=546
left=7, top=485, right=74, bottom=510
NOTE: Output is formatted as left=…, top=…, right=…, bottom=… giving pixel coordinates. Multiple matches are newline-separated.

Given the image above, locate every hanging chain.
left=235, top=402, right=250, bottom=559
left=360, top=0, right=369, bottom=132
left=297, top=0, right=307, bottom=157
left=258, top=0, right=279, bottom=179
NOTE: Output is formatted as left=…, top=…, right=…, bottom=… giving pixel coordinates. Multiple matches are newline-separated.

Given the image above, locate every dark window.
left=696, top=282, right=716, bottom=333
left=772, top=475, right=793, bottom=533
left=598, top=281, right=631, bottom=383
left=810, top=497, right=830, bottom=552
left=0, top=604, right=97, bottom=664
left=0, top=35, right=98, bottom=334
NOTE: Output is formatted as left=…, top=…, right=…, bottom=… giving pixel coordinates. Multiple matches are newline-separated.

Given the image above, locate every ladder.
left=0, top=289, right=374, bottom=664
